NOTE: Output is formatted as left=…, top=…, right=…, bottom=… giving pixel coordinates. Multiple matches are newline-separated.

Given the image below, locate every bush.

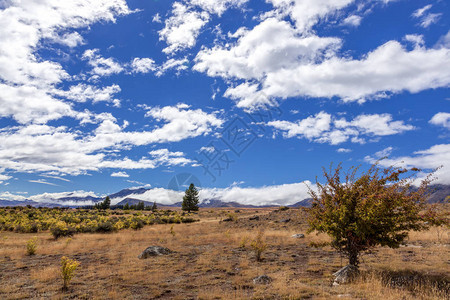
left=250, top=230, right=267, bottom=262
left=61, top=256, right=80, bottom=290
left=26, top=237, right=37, bottom=255
left=308, top=162, right=437, bottom=268
left=51, top=223, right=75, bottom=239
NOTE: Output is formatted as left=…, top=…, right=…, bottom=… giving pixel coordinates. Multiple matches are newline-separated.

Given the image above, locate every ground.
left=0, top=207, right=449, bottom=299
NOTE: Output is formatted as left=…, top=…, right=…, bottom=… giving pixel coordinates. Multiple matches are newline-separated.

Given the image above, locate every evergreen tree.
left=102, top=196, right=111, bottom=210
left=182, top=183, right=199, bottom=213
left=137, top=201, right=145, bottom=210
left=152, top=202, right=157, bottom=211
left=124, top=202, right=129, bottom=210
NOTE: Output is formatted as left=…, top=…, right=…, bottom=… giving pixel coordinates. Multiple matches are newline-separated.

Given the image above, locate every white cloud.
left=156, top=58, right=190, bottom=77
left=436, top=31, right=450, bottom=48
left=29, top=179, right=58, bottom=186
left=194, top=4, right=450, bottom=110
left=412, top=5, right=441, bottom=28
left=412, top=5, right=432, bottom=18
left=372, top=146, right=394, bottom=158
left=110, top=181, right=314, bottom=206
left=131, top=58, right=157, bottom=74
left=269, top=112, right=414, bottom=145
left=149, top=149, right=194, bottom=166
left=189, top=0, right=248, bottom=16
left=429, top=112, right=450, bottom=129
left=342, top=15, right=362, bottom=27
left=159, top=2, right=210, bottom=54
left=111, top=171, right=129, bottom=178
left=267, top=0, right=354, bottom=32
left=366, top=144, right=450, bottom=185
left=404, top=34, right=424, bottom=47
left=0, top=0, right=132, bottom=124
left=152, top=13, right=162, bottom=23
left=54, top=84, right=121, bottom=104
left=0, top=105, right=223, bottom=175
left=337, top=148, right=352, bottom=153
left=82, top=49, right=124, bottom=77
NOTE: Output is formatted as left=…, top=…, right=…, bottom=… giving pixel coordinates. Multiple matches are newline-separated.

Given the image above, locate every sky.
left=0, top=0, right=449, bottom=206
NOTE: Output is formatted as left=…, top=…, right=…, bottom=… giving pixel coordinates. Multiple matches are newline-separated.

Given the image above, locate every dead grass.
left=0, top=206, right=448, bottom=299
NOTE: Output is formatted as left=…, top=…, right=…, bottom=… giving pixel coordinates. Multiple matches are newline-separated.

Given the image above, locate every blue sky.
left=0, top=0, right=449, bottom=205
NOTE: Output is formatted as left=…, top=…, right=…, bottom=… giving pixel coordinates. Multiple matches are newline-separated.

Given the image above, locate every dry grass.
left=0, top=207, right=448, bottom=299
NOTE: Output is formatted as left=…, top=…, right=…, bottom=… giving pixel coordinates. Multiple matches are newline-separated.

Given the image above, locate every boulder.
left=280, top=218, right=291, bottom=223
left=253, top=275, right=272, bottom=285
left=291, top=233, right=305, bottom=238
left=249, top=215, right=260, bottom=221
left=333, top=265, right=358, bottom=285
left=138, top=246, right=172, bottom=259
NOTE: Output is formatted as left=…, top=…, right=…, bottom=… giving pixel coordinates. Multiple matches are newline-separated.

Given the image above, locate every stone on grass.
left=138, top=246, right=172, bottom=259
left=253, top=275, right=272, bottom=285
left=249, top=215, right=260, bottom=221
left=280, top=218, right=291, bottom=223
left=333, top=265, right=358, bottom=286
left=291, top=233, right=305, bottom=238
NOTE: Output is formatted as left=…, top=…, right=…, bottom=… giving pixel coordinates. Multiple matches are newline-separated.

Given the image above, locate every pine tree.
left=102, top=196, right=111, bottom=210
left=124, top=202, right=129, bottom=210
left=152, top=202, right=157, bottom=211
left=182, top=183, right=199, bottom=213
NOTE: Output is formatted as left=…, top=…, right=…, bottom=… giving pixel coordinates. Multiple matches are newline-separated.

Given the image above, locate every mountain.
left=1, top=184, right=448, bottom=208
left=108, top=187, right=149, bottom=200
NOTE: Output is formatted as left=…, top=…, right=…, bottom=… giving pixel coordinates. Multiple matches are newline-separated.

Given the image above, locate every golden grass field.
left=0, top=207, right=449, bottom=299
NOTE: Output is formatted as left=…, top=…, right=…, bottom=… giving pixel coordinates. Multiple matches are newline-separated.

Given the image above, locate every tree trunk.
left=348, top=251, right=359, bottom=267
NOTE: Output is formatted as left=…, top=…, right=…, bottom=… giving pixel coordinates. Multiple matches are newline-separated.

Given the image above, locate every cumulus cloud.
left=131, top=58, right=157, bottom=74
left=54, top=84, right=121, bottom=104
left=0, top=105, right=223, bottom=175
left=341, top=15, right=362, bottom=27
left=194, top=3, right=450, bottom=110
left=82, top=49, right=125, bottom=77
left=111, top=172, right=129, bottom=178
left=0, top=0, right=132, bottom=124
left=429, top=112, right=450, bottom=129
left=268, top=112, right=414, bottom=145
left=365, top=144, right=450, bottom=184
left=159, top=2, right=210, bottom=54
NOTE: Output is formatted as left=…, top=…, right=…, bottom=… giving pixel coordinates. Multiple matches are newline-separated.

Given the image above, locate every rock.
left=291, top=233, right=305, bottom=238
left=280, top=218, right=291, bottom=223
left=333, top=265, right=358, bottom=285
left=249, top=215, right=260, bottom=221
left=138, top=246, right=172, bottom=259
left=222, top=217, right=233, bottom=222
left=253, top=275, right=272, bottom=285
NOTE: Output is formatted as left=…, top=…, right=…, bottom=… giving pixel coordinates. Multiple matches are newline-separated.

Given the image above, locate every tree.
left=182, top=183, right=199, bottom=213
left=124, top=202, right=129, bottom=210
left=152, top=202, right=157, bottom=211
left=102, top=196, right=111, bottom=209
left=307, top=162, right=437, bottom=269
left=136, top=201, right=145, bottom=210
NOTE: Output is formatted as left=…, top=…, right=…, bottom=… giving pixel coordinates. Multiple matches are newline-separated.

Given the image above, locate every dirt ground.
left=0, top=207, right=449, bottom=299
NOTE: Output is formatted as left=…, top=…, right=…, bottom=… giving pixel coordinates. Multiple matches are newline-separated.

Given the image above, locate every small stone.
left=253, top=275, right=272, bottom=285
left=280, top=218, right=291, bottom=223
left=291, top=234, right=305, bottom=238
left=138, top=246, right=172, bottom=259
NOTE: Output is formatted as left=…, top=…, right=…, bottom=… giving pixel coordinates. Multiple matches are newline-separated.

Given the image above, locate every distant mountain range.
left=0, top=184, right=448, bottom=208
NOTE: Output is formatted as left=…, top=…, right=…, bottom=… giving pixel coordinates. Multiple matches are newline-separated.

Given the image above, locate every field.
left=0, top=207, right=449, bottom=299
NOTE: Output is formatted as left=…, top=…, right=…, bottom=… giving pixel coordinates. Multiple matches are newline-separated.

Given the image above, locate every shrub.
left=61, top=256, right=80, bottom=290
left=51, top=222, right=75, bottom=239
left=26, top=237, right=37, bottom=255
left=278, top=206, right=290, bottom=211
left=250, top=230, right=267, bottom=262
left=308, top=162, right=438, bottom=268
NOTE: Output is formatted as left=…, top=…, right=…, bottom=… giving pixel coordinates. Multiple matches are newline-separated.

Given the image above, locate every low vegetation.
left=0, top=207, right=199, bottom=238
